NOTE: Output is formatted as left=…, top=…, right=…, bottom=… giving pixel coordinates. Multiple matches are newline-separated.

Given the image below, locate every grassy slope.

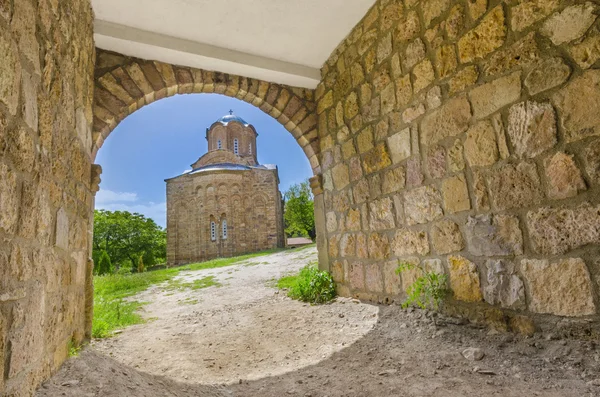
left=93, top=249, right=281, bottom=338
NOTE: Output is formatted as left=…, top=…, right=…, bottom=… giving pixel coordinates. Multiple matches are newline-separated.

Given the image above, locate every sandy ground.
left=37, top=247, right=600, bottom=397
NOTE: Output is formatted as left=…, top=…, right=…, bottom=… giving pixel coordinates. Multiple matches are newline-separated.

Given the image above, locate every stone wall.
left=0, top=0, right=95, bottom=395
left=317, top=0, right=600, bottom=332
left=166, top=168, right=284, bottom=265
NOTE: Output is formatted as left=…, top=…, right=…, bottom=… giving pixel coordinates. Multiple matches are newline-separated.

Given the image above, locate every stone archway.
left=92, top=49, right=321, bottom=175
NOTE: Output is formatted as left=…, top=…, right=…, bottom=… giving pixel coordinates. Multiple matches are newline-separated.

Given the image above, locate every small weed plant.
left=68, top=339, right=82, bottom=357
left=396, top=262, right=448, bottom=310
left=278, top=263, right=336, bottom=304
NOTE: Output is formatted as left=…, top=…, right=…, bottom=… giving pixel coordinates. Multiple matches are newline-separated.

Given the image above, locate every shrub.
left=396, top=262, right=448, bottom=310
left=279, top=263, right=336, bottom=304
left=96, top=250, right=112, bottom=276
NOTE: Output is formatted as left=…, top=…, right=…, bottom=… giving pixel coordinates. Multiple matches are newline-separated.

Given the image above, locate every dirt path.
left=37, top=248, right=600, bottom=397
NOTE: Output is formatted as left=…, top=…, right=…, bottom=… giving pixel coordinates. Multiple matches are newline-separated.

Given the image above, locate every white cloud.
left=96, top=201, right=167, bottom=228
left=95, top=189, right=166, bottom=227
left=96, top=189, right=138, bottom=205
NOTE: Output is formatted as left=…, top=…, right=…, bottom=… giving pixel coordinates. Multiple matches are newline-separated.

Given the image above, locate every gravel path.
left=37, top=247, right=600, bottom=397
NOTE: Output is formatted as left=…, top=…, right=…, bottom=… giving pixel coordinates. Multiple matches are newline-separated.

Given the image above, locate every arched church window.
left=234, top=139, right=239, bottom=155
left=210, top=221, right=216, bottom=241
left=222, top=220, right=228, bottom=239
left=217, top=140, right=222, bottom=149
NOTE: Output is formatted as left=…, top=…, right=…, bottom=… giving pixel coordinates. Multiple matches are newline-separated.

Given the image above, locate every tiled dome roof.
left=216, top=111, right=249, bottom=126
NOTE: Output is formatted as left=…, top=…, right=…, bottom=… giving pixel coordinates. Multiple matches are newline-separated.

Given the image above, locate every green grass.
left=92, top=249, right=280, bottom=338
left=276, top=263, right=336, bottom=304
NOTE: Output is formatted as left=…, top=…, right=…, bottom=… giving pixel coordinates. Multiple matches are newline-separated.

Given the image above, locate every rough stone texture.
left=521, top=258, right=596, bottom=316
left=459, top=6, right=506, bottom=62
left=507, top=101, right=558, bottom=158
left=487, top=162, right=543, bottom=211
left=584, top=138, right=600, bottom=184
left=469, top=72, right=521, bottom=119
left=392, top=228, right=430, bottom=257
left=553, top=69, right=600, bottom=143
left=420, top=96, right=471, bottom=145
left=482, top=33, right=540, bottom=78
left=441, top=174, right=471, bottom=214
left=431, top=220, right=464, bottom=255
left=448, top=66, right=478, bottom=96
left=483, top=260, right=525, bottom=310
left=387, top=128, right=411, bottom=164
left=570, top=29, right=600, bottom=69
left=465, top=215, right=523, bottom=256
left=541, top=3, right=597, bottom=45
left=368, top=233, right=390, bottom=260
left=511, top=0, right=559, bottom=32
left=427, top=145, right=446, bottom=179
left=527, top=204, right=600, bottom=255
left=464, top=121, right=499, bottom=167
left=447, top=256, right=483, bottom=302
left=447, top=139, right=465, bottom=172
left=544, top=152, right=586, bottom=200
left=525, top=57, right=571, bottom=95
left=404, top=186, right=443, bottom=225
left=167, top=118, right=285, bottom=265
left=368, top=198, right=396, bottom=231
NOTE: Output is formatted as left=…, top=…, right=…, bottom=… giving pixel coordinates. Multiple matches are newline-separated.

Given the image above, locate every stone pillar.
left=85, top=164, right=102, bottom=339
left=310, top=175, right=329, bottom=272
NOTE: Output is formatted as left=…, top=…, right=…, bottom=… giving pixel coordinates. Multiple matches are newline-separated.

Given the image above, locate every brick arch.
left=93, top=49, right=320, bottom=174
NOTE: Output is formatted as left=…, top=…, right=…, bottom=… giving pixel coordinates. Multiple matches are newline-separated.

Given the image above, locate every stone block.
left=406, top=156, right=423, bottom=188
left=377, top=33, right=392, bottom=64
left=365, top=264, right=383, bottom=293
left=427, top=145, right=446, bottom=179
left=412, top=59, right=435, bottom=93
left=483, top=260, right=525, bottom=310
left=570, top=30, right=600, bottom=69
left=404, top=186, right=443, bottom=225
left=382, top=166, right=405, bottom=194
left=0, top=33, right=20, bottom=115
left=380, top=84, right=396, bottom=115
left=527, top=203, right=600, bottom=255
left=423, top=0, right=451, bottom=27
left=467, top=0, right=487, bottom=21
left=345, top=208, right=361, bottom=231
left=332, top=163, right=350, bottom=190
left=55, top=208, right=69, bottom=250
left=356, top=233, right=368, bottom=259
left=431, top=219, right=464, bottom=255
left=331, top=260, right=344, bottom=283
left=398, top=257, right=423, bottom=293
left=340, top=234, right=356, bottom=257
left=368, top=198, right=396, bottom=231
left=356, top=127, right=374, bottom=154
left=482, top=32, right=540, bottom=78
left=469, top=72, right=521, bottom=119
left=472, top=170, right=490, bottom=211
left=447, top=139, right=465, bottom=172
left=458, top=6, right=506, bottom=64
left=525, top=57, right=571, bottom=96
left=464, top=120, right=499, bottom=167
left=383, top=260, right=402, bottom=295
left=448, top=66, right=478, bottom=96
left=0, top=164, right=20, bottom=234
left=465, top=215, right=523, bottom=256
left=328, top=234, right=339, bottom=258
left=441, top=174, right=471, bottom=214
left=435, top=45, right=458, bottom=79
left=362, top=143, right=392, bottom=174
left=507, top=101, right=557, bottom=158
left=402, top=103, right=425, bottom=123
left=487, top=162, right=543, bottom=211
left=421, top=96, right=471, bottom=146
left=403, top=38, right=426, bottom=71
left=544, top=152, right=586, bottom=200
left=584, top=138, right=600, bottom=185
left=395, top=74, right=413, bottom=109
left=368, top=232, right=391, bottom=260
left=392, top=228, right=429, bottom=257
left=447, top=255, right=483, bottom=302
left=541, top=3, right=597, bottom=45
left=396, top=10, right=421, bottom=43
left=348, top=262, right=365, bottom=290
left=344, top=91, right=359, bottom=120
left=521, top=258, right=596, bottom=316
left=348, top=156, right=363, bottom=182
left=511, top=0, right=559, bottom=32
left=553, top=69, right=600, bottom=142
left=326, top=212, right=337, bottom=233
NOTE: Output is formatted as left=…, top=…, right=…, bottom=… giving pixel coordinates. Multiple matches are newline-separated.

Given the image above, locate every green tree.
left=284, top=181, right=315, bottom=239
left=95, top=250, right=112, bottom=276
left=137, top=254, right=145, bottom=273
left=92, top=210, right=166, bottom=272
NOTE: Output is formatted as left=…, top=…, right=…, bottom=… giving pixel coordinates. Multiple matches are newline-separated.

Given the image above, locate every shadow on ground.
left=36, top=305, right=599, bottom=397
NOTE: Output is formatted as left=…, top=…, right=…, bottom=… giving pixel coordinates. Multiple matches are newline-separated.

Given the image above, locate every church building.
left=165, top=111, right=285, bottom=266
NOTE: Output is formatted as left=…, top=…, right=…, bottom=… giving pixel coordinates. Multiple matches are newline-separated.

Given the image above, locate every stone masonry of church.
left=165, top=112, right=285, bottom=266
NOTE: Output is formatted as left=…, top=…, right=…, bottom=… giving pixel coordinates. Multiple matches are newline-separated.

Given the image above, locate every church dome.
left=216, top=111, right=249, bottom=126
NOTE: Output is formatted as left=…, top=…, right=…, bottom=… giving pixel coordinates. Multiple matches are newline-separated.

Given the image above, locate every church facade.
left=165, top=112, right=285, bottom=266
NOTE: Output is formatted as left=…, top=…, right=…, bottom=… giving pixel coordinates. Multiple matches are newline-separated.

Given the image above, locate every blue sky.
left=95, top=94, right=313, bottom=228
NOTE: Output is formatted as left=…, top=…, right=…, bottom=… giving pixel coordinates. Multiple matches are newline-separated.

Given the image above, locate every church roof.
left=215, top=111, right=249, bottom=126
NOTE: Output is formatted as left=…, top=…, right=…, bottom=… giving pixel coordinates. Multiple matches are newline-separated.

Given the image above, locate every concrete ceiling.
left=92, top=0, right=376, bottom=89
